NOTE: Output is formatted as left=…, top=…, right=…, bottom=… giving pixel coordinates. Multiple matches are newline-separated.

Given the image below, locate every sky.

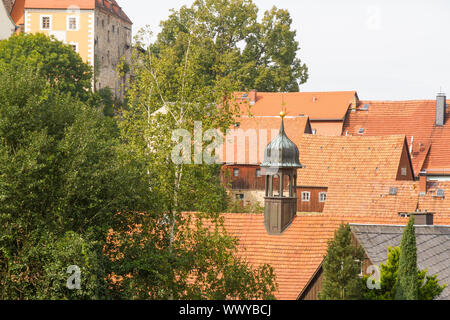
left=122, top=0, right=450, bottom=100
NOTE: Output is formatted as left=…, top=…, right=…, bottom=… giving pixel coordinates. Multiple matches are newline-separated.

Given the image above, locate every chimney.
left=436, top=92, right=446, bottom=126
left=249, top=90, right=257, bottom=105
left=413, top=211, right=434, bottom=226
left=399, top=210, right=434, bottom=225
left=419, top=173, right=427, bottom=194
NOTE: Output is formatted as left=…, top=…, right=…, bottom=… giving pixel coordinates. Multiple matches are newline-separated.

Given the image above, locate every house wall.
left=310, top=121, right=343, bottom=136
left=223, top=165, right=266, bottom=191
left=24, top=8, right=94, bottom=66
left=297, top=186, right=328, bottom=213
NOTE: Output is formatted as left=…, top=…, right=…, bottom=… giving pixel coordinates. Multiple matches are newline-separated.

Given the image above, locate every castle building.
left=9, top=0, right=132, bottom=99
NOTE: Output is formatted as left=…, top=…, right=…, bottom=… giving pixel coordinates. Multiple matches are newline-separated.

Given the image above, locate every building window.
left=112, top=25, right=115, bottom=33
left=41, top=16, right=51, bottom=30
left=67, top=16, right=79, bottom=31
left=312, top=129, right=317, bottom=135
left=235, top=194, right=244, bottom=200
left=256, top=169, right=261, bottom=177
left=401, top=167, right=407, bottom=176
left=301, top=191, right=310, bottom=202
left=102, top=20, right=105, bottom=28
left=233, top=168, right=239, bottom=177
left=319, top=192, right=327, bottom=202
left=69, top=43, right=78, bottom=53
left=108, top=31, right=110, bottom=42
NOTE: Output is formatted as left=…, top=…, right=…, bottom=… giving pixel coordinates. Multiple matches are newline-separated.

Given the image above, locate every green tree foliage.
left=148, top=0, right=308, bottom=92
left=363, top=248, right=446, bottom=300
left=0, top=59, right=151, bottom=299
left=395, top=216, right=418, bottom=300
left=105, top=213, right=276, bottom=300
left=116, top=14, right=277, bottom=298
left=0, top=33, right=92, bottom=102
left=319, top=223, right=365, bottom=300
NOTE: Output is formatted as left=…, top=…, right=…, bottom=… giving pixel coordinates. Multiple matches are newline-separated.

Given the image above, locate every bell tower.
left=260, top=111, right=302, bottom=235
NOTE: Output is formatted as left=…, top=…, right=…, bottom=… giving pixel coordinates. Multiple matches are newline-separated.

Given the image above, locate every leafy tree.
left=116, top=19, right=277, bottom=299
left=148, top=0, right=308, bottom=92
left=0, top=33, right=93, bottom=102
left=363, top=248, right=446, bottom=300
left=395, top=216, right=418, bottom=300
left=319, top=223, right=365, bottom=300
left=0, top=60, right=151, bottom=299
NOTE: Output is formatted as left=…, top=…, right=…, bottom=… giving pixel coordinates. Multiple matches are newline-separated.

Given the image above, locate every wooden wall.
left=297, top=186, right=328, bottom=212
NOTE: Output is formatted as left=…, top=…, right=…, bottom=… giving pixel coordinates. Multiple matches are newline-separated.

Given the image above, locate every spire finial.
left=280, top=110, right=286, bottom=119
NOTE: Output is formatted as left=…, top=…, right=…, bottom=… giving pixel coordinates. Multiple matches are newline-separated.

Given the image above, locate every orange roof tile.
left=219, top=180, right=450, bottom=300
left=219, top=211, right=446, bottom=300
left=343, top=100, right=450, bottom=175
left=297, top=134, right=410, bottom=187
left=18, top=0, right=131, bottom=24
left=24, top=0, right=95, bottom=9
left=220, top=116, right=311, bottom=165
left=323, top=180, right=450, bottom=223
left=236, top=91, right=357, bottom=121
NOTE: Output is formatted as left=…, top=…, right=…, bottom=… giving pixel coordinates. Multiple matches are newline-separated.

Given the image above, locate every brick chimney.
left=419, top=173, right=427, bottom=194
left=436, top=92, right=446, bottom=126
left=413, top=211, right=434, bottom=226
left=399, top=211, right=434, bottom=225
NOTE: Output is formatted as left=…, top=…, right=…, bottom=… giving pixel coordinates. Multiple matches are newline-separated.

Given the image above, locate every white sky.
left=122, top=0, right=450, bottom=100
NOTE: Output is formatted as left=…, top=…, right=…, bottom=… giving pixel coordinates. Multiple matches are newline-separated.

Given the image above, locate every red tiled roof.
left=220, top=212, right=423, bottom=300
left=298, top=134, right=410, bottom=187
left=19, top=0, right=131, bottom=24
left=343, top=100, right=450, bottom=175
left=220, top=116, right=311, bottom=165
left=220, top=180, right=450, bottom=300
left=25, top=0, right=95, bottom=9
left=323, top=179, right=450, bottom=223
left=236, top=91, right=357, bottom=121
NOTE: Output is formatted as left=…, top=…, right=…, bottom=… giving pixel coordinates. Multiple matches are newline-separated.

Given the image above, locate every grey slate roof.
left=350, top=224, right=450, bottom=300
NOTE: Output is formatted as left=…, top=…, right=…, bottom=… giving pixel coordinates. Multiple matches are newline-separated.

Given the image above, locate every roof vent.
left=389, top=187, right=398, bottom=195
left=358, top=128, right=365, bottom=134
left=234, top=122, right=240, bottom=128
left=362, top=104, right=370, bottom=111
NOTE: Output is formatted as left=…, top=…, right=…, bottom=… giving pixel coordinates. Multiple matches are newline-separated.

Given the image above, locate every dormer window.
left=302, top=191, right=310, bottom=202
left=358, top=128, right=365, bottom=135
left=319, top=192, right=327, bottom=202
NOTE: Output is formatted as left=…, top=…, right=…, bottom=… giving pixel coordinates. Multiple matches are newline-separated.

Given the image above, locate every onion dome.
left=260, top=112, right=302, bottom=169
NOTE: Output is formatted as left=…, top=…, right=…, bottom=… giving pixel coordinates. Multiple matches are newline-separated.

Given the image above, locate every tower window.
left=301, top=191, right=310, bottom=202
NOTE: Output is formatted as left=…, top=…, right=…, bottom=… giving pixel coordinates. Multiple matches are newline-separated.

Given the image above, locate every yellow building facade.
left=24, top=7, right=95, bottom=66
